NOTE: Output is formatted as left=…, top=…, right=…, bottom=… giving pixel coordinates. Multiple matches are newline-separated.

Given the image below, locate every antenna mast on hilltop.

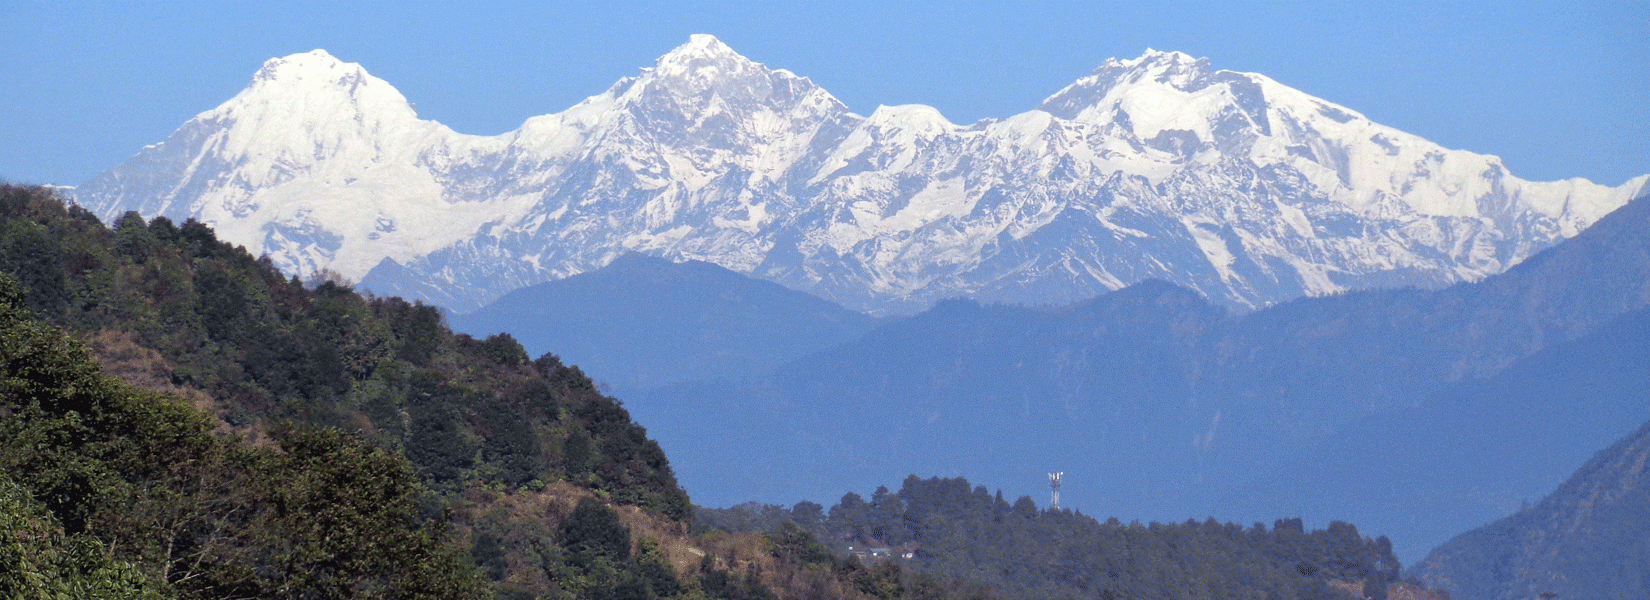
left=1049, top=472, right=1063, bottom=510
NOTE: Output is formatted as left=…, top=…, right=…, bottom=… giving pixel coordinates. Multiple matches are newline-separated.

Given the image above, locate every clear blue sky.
left=3, top=0, right=1646, bottom=188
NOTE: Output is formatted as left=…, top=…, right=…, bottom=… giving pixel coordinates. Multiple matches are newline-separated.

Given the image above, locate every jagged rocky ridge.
left=74, top=35, right=1649, bottom=314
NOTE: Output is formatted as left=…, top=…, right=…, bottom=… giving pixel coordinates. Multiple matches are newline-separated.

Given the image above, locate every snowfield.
left=73, top=35, right=1650, bottom=314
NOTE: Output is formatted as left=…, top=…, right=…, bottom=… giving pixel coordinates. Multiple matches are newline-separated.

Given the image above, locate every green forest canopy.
left=0, top=184, right=1443, bottom=600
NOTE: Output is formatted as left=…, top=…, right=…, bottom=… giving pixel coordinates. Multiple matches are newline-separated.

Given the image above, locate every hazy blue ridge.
left=1223, top=305, right=1650, bottom=564
left=1411, top=417, right=1650, bottom=600
left=604, top=194, right=1650, bottom=567
left=448, top=252, right=878, bottom=391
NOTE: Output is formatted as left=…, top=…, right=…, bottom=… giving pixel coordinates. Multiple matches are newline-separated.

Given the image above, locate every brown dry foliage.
left=81, top=328, right=271, bottom=445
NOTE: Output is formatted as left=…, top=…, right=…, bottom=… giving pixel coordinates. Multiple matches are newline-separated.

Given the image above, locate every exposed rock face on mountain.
left=73, top=35, right=1648, bottom=314
left=1411, top=418, right=1650, bottom=600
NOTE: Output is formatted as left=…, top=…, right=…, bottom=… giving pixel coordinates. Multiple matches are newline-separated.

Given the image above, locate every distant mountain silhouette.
left=449, top=253, right=877, bottom=391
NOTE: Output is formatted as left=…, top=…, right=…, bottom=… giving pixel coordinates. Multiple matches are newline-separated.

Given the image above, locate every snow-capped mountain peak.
left=651, top=33, right=748, bottom=78
left=234, top=49, right=421, bottom=132
left=205, top=49, right=433, bottom=171
left=74, top=49, right=494, bottom=279
left=74, top=38, right=1649, bottom=315
left=251, top=49, right=364, bottom=86
left=1040, top=50, right=1257, bottom=138
left=864, top=104, right=957, bottom=138
left=1127, top=48, right=1210, bottom=81
left=622, top=34, right=835, bottom=116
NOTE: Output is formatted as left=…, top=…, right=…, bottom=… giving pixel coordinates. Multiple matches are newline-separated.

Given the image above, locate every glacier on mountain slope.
left=73, top=35, right=1649, bottom=314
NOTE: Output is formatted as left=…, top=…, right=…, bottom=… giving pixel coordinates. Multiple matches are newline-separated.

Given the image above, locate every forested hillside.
left=699, top=476, right=1444, bottom=600
left=0, top=264, right=480, bottom=597
left=0, top=184, right=970, bottom=600
left=0, top=184, right=686, bottom=517
left=1413, top=418, right=1650, bottom=600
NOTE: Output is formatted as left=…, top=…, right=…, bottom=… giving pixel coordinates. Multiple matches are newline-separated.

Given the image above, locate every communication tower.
left=1048, top=472, right=1063, bottom=510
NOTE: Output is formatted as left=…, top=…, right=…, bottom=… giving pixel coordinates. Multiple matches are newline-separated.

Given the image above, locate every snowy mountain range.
left=73, top=35, right=1648, bottom=314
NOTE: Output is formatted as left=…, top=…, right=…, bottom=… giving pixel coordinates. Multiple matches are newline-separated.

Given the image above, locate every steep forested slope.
left=1412, top=419, right=1650, bottom=600
left=0, top=266, right=481, bottom=598
left=0, top=184, right=967, bottom=600
left=0, top=184, right=687, bottom=518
